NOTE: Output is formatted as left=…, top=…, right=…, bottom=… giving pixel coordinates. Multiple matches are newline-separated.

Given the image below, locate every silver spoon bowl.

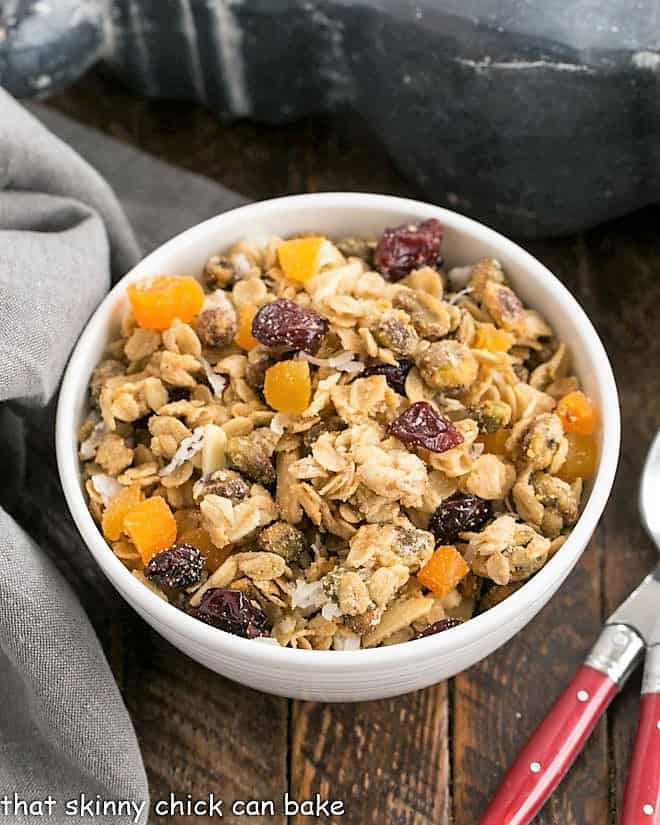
left=640, top=429, right=660, bottom=552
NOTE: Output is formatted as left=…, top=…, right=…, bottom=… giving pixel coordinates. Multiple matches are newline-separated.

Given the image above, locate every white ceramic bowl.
left=56, top=193, right=620, bottom=702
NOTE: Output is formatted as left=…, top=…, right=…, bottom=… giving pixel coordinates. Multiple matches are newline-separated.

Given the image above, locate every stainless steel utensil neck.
left=606, top=563, right=660, bottom=646
left=586, top=624, right=646, bottom=686
left=642, top=644, right=660, bottom=694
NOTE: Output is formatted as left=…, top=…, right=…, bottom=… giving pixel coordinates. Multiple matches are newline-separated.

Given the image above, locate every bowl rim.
left=56, top=192, right=620, bottom=672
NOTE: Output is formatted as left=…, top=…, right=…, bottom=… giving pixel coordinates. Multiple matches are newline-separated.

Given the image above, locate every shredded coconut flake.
left=79, top=419, right=106, bottom=460
left=310, top=536, right=322, bottom=559
left=297, top=350, right=365, bottom=373
left=321, top=601, right=343, bottom=620
left=200, top=357, right=227, bottom=400
left=449, top=286, right=474, bottom=305
left=447, top=265, right=473, bottom=291
left=318, top=239, right=343, bottom=268
left=332, top=629, right=361, bottom=650
left=203, top=288, right=237, bottom=314
left=290, top=579, right=327, bottom=611
left=160, top=426, right=207, bottom=476
left=91, top=474, right=123, bottom=507
left=270, top=412, right=288, bottom=435
left=231, top=252, right=253, bottom=277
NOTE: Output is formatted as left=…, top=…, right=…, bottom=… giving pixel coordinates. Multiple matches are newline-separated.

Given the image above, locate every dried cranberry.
left=362, top=359, right=413, bottom=395
left=252, top=298, right=328, bottom=354
left=145, top=544, right=204, bottom=589
left=374, top=218, right=443, bottom=282
left=388, top=401, right=463, bottom=453
left=189, top=588, right=271, bottom=639
left=414, top=619, right=463, bottom=639
left=429, top=492, right=493, bottom=544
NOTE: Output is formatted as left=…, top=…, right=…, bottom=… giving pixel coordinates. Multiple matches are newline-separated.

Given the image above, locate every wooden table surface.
left=46, top=72, right=660, bottom=825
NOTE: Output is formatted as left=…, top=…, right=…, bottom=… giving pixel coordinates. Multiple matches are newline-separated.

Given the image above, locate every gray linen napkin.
left=0, top=89, right=245, bottom=823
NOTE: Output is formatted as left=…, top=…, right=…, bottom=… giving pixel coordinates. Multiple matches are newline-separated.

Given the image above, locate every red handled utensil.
left=478, top=431, right=660, bottom=825
left=621, top=644, right=660, bottom=825
left=620, top=432, right=660, bottom=825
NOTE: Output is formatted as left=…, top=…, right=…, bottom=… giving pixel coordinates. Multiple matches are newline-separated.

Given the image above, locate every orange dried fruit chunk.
left=235, top=303, right=259, bottom=351
left=557, top=432, right=598, bottom=483
left=556, top=390, right=597, bottom=435
left=417, top=544, right=470, bottom=598
left=101, top=485, right=143, bottom=541
left=179, top=527, right=231, bottom=573
left=123, top=496, right=177, bottom=564
left=174, top=508, right=200, bottom=535
left=178, top=524, right=230, bottom=573
left=179, top=527, right=216, bottom=561
left=264, top=359, right=311, bottom=415
left=127, top=275, right=205, bottom=330
left=478, top=428, right=511, bottom=456
left=205, top=545, right=232, bottom=573
left=277, top=237, right=325, bottom=283
left=473, top=323, right=515, bottom=353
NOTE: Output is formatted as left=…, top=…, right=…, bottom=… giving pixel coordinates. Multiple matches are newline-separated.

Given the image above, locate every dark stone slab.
left=0, top=0, right=104, bottom=98
left=3, top=0, right=660, bottom=237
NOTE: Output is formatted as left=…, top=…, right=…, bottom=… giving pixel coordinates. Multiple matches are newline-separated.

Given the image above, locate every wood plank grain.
left=123, top=623, right=288, bottom=825
left=453, top=541, right=609, bottom=825
left=290, top=685, right=450, bottom=825
left=47, top=72, right=415, bottom=203
left=581, top=209, right=660, bottom=821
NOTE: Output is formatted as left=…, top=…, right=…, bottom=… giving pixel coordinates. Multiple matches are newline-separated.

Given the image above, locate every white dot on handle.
left=530, top=762, right=542, bottom=774
left=643, top=803, right=654, bottom=816
left=656, top=720, right=660, bottom=731
left=577, top=690, right=590, bottom=702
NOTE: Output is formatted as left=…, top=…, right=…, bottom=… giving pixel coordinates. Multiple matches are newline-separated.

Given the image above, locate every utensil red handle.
left=477, top=665, right=618, bottom=825
left=621, top=692, right=660, bottom=824
left=621, top=646, right=660, bottom=825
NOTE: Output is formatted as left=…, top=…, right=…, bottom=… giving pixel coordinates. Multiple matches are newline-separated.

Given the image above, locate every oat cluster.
left=79, top=224, right=595, bottom=649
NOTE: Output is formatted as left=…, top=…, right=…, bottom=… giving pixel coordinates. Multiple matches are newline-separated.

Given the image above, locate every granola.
left=79, top=222, right=598, bottom=648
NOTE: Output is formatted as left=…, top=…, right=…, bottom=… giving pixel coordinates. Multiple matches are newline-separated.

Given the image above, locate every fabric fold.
left=0, top=88, right=147, bottom=825
left=0, top=85, right=247, bottom=824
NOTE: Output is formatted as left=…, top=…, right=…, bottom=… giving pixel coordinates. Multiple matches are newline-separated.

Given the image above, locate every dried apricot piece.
left=277, top=237, right=325, bottom=283
left=178, top=527, right=227, bottom=571
left=417, top=544, right=470, bottom=598
left=101, top=485, right=143, bottom=541
left=556, top=391, right=597, bottom=435
left=473, top=323, right=515, bottom=353
left=557, top=432, right=597, bottom=482
left=264, top=359, right=311, bottom=415
left=206, top=545, right=233, bottom=574
left=235, top=303, right=259, bottom=350
left=478, top=428, right=511, bottom=456
left=173, top=508, right=200, bottom=536
left=128, top=275, right=205, bottom=330
left=123, top=496, right=177, bottom=564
